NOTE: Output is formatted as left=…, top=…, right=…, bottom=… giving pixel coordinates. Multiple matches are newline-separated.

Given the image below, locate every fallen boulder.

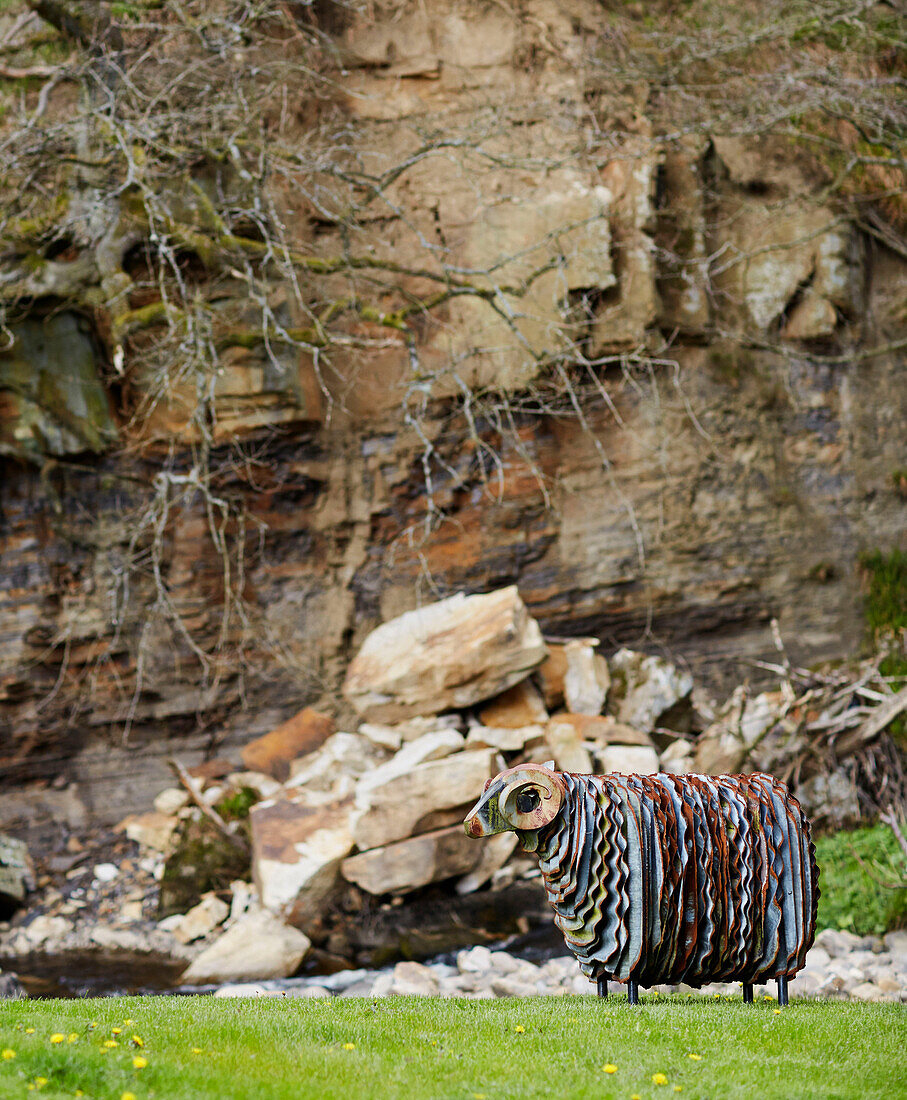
left=352, top=748, right=499, bottom=849
left=478, top=679, right=548, bottom=728
left=564, top=640, right=610, bottom=715
left=546, top=713, right=653, bottom=748
left=596, top=744, right=660, bottom=774
left=343, top=587, right=547, bottom=722
left=609, top=649, right=693, bottom=732
left=241, top=707, right=335, bottom=781
left=250, top=793, right=355, bottom=927
left=341, top=826, right=485, bottom=895
left=284, top=732, right=389, bottom=796
left=466, top=724, right=546, bottom=752
left=181, top=910, right=310, bottom=984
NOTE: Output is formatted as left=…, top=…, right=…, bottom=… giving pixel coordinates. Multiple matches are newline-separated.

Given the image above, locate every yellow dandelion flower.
left=50, top=1034, right=65, bottom=1044
left=773, top=1008, right=782, bottom=1015
left=191, top=1047, right=203, bottom=1054
left=514, top=1025, right=525, bottom=1034
left=342, top=1042, right=356, bottom=1051
left=103, top=1039, right=119, bottom=1049
left=131, top=1035, right=144, bottom=1048
left=123, top=1019, right=135, bottom=1026
left=1, top=1049, right=15, bottom=1060
left=674, top=1087, right=683, bottom=1093
left=133, top=1056, right=148, bottom=1069
left=652, top=990, right=660, bottom=997
left=474, top=1094, right=487, bottom=1099
left=652, top=1072, right=669, bottom=1085
left=631, top=1094, right=641, bottom=1099
left=76, top=1092, right=84, bottom=1097
left=111, top=1028, right=122, bottom=1035
left=67, top=1034, right=79, bottom=1043
left=763, top=994, right=772, bottom=1002
left=122, top=1093, right=137, bottom=1100
left=88, top=1023, right=97, bottom=1031
left=688, top=1053, right=702, bottom=1061
left=35, top=1078, right=48, bottom=1088
left=602, top=1063, right=617, bottom=1074
left=25, top=1028, right=35, bottom=1034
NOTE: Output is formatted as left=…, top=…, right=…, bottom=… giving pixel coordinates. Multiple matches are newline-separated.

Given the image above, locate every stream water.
left=2, top=927, right=564, bottom=998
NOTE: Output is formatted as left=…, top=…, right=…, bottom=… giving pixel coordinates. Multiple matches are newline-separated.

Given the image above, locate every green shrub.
left=814, top=824, right=907, bottom=937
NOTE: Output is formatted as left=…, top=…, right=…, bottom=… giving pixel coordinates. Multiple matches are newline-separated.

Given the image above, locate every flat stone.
left=284, top=733, right=388, bottom=795
left=814, top=928, right=863, bottom=957
left=357, top=723, right=403, bottom=751
left=804, top=946, right=831, bottom=970
left=457, top=945, right=494, bottom=973
left=360, top=729, right=466, bottom=790
left=885, top=930, right=907, bottom=957
left=224, top=772, right=283, bottom=800
left=153, top=788, right=190, bottom=815
left=564, top=641, right=610, bottom=715
left=251, top=793, right=354, bottom=925
left=548, top=713, right=653, bottom=747
left=849, top=981, right=883, bottom=1001
left=389, top=960, right=440, bottom=996
left=544, top=717, right=594, bottom=773
left=788, top=970, right=822, bottom=997
left=466, top=723, right=546, bottom=752
left=287, top=985, right=331, bottom=998
left=597, top=744, right=661, bottom=774
left=213, top=983, right=273, bottom=998
left=609, top=649, right=693, bottom=733
left=535, top=644, right=569, bottom=709
left=342, top=587, right=547, bottom=722
left=181, top=910, right=310, bottom=984
left=342, top=825, right=485, bottom=895
left=352, top=747, right=498, bottom=849
left=455, top=832, right=518, bottom=894
left=241, top=707, right=335, bottom=781
left=478, top=680, right=548, bottom=728
left=490, top=975, right=537, bottom=997
left=171, top=893, right=230, bottom=944
left=120, top=812, right=178, bottom=854
left=89, top=926, right=147, bottom=951
left=22, top=914, right=70, bottom=948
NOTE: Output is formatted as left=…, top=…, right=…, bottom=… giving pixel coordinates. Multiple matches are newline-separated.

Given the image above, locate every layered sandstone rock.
left=343, top=587, right=547, bottom=722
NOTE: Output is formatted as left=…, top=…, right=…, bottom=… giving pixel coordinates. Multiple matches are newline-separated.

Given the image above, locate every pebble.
left=210, top=936, right=907, bottom=1003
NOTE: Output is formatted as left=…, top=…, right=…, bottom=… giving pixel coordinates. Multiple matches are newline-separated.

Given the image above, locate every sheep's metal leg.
left=627, top=980, right=639, bottom=1005
left=777, top=977, right=788, bottom=1007
left=743, top=983, right=754, bottom=1004
left=597, top=976, right=608, bottom=999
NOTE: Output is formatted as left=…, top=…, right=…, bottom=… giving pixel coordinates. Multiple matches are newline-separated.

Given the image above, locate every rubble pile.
left=1, top=586, right=905, bottom=997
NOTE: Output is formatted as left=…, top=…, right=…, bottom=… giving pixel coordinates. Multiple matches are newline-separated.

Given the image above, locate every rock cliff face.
left=0, top=0, right=905, bottom=823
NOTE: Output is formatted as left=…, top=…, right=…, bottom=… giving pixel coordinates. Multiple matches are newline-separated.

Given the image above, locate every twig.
left=881, top=808, right=907, bottom=865
left=167, top=757, right=249, bottom=855
left=834, top=687, right=907, bottom=757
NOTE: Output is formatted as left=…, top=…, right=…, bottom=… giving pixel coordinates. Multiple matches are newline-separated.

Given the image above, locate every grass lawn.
left=0, top=993, right=904, bottom=1100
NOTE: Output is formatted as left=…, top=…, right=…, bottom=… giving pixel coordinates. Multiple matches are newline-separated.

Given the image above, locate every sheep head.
left=464, top=762, right=566, bottom=838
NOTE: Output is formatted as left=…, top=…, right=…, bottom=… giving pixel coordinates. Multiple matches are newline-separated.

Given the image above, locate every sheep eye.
left=516, top=789, right=540, bottom=814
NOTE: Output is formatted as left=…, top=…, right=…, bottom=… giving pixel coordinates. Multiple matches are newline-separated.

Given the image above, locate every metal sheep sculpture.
left=463, top=763, right=819, bottom=1005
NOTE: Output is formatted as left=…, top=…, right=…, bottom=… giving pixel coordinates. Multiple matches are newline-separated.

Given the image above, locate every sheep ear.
left=543, top=759, right=555, bottom=770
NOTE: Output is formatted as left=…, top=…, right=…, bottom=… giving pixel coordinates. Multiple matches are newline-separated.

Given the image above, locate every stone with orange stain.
left=241, top=708, right=335, bottom=781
